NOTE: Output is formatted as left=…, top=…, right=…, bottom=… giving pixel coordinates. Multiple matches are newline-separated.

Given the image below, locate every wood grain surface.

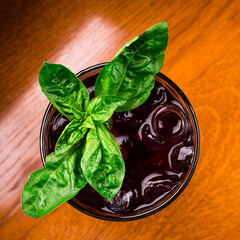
left=0, top=0, right=240, bottom=239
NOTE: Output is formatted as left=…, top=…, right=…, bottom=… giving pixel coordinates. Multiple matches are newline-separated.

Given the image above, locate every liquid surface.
left=47, top=73, right=194, bottom=215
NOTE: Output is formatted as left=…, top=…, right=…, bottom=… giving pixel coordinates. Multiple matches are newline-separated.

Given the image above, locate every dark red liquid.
left=47, top=73, right=194, bottom=214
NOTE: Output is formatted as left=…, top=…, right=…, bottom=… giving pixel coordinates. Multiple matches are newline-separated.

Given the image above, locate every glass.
left=40, top=63, right=200, bottom=221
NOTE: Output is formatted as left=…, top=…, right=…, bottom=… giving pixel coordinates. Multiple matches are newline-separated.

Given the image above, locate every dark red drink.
left=41, top=64, right=199, bottom=221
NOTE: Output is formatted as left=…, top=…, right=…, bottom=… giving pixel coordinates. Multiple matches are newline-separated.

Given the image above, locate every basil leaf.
left=39, top=63, right=89, bottom=121
left=95, top=21, right=168, bottom=112
left=55, top=119, right=88, bottom=154
left=81, top=123, right=125, bottom=200
left=21, top=142, right=87, bottom=218
left=87, top=96, right=126, bottom=123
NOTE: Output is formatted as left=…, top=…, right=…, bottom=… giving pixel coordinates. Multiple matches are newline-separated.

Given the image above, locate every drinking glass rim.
left=40, top=63, right=200, bottom=221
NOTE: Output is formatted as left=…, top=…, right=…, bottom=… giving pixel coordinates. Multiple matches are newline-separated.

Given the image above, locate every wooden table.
left=0, top=0, right=240, bottom=239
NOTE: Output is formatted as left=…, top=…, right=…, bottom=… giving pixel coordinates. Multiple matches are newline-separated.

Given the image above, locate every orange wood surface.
left=0, top=0, right=240, bottom=239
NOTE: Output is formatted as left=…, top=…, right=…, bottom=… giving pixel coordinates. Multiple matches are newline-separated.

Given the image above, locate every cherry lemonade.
left=45, top=70, right=195, bottom=217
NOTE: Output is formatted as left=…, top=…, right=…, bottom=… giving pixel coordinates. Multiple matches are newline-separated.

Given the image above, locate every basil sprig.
left=21, top=21, right=168, bottom=218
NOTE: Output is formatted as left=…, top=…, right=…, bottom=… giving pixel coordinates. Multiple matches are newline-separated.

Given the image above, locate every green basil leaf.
left=81, top=123, right=125, bottom=200
left=39, top=63, right=89, bottom=121
left=55, top=119, right=88, bottom=154
left=95, top=21, right=168, bottom=112
left=87, top=96, right=126, bottom=123
left=21, top=142, right=87, bottom=218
